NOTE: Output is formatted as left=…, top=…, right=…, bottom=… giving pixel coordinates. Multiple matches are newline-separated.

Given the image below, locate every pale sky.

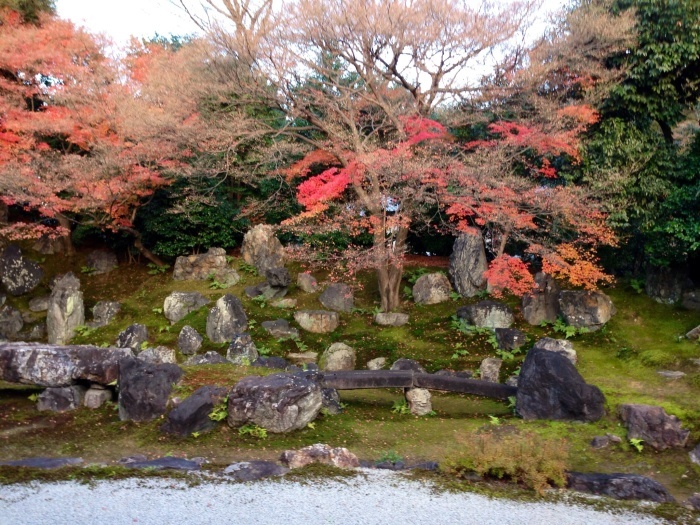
left=56, top=0, right=202, bottom=45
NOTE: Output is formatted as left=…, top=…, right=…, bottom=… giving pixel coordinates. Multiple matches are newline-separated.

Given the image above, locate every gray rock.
left=287, top=351, right=318, bottom=365
left=505, top=375, right=519, bottom=387
left=261, top=319, right=299, bottom=339
left=280, top=443, right=359, bottom=469
left=294, top=310, right=339, bottom=333
left=690, top=444, right=700, bottom=466
left=226, top=332, right=259, bottom=365
left=532, top=337, right=577, bottom=365
left=227, top=372, right=322, bottom=433
left=412, top=273, right=452, bottom=305
left=0, top=245, right=43, bottom=296
left=37, top=385, right=86, bottom=412
left=138, top=346, right=177, bottom=365
left=245, top=281, right=288, bottom=300
left=405, top=387, right=432, bottom=416
left=319, top=283, right=354, bottom=312
left=26, top=322, right=46, bottom=341
left=265, top=267, right=291, bottom=288
left=224, top=460, right=289, bottom=482
left=645, top=266, right=685, bottom=304
left=84, top=386, right=112, bottom=409
left=435, top=369, right=474, bottom=379
left=321, top=387, right=343, bottom=415
left=618, top=403, right=689, bottom=451
left=367, top=357, right=387, bottom=370
left=271, top=298, right=297, bottom=309
left=251, top=355, right=290, bottom=369
left=28, top=295, right=50, bottom=312
left=494, top=328, right=527, bottom=351
left=682, top=289, right=700, bottom=310
left=688, top=493, right=700, bottom=511
left=567, top=472, right=674, bottom=503
left=516, top=347, right=605, bottom=422
left=185, top=351, right=228, bottom=366
left=31, top=235, right=64, bottom=255
left=0, top=305, right=23, bottom=339
left=390, top=358, right=427, bottom=373
left=686, top=325, right=700, bottom=341
left=480, top=357, right=502, bottom=383
left=319, top=342, right=356, bottom=371
left=241, top=225, right=285, bottom=274
left=0, top=342, right=133, bottom=387
left=173, top=247, right=240, bottom=285
left=163, top=292, right=209, bottom=324
left=590, top=435, right=610, bottom=449
left=88, top=301, right=121, bottom=328
left=178, top=325, right=203, bottom=355
left=297, top=272, right=319, bottom=293
left=374, top=312, right=409, bottom=326
left=206, top=294, right=248, bottom=343
left=448, top=232, right=488, bottom=297
left=116, top=324, right=148, bottom=351
left=46, top=273, right=84, bottom=345
left=457, top=300, right=514, bottom=329
left=0, top=457, right=83, bottom=469
left=522, top=272, right=561, bottom=325
left=161, top=386, right=228, bottom=437
left=84, top=250, right=118, bottom=275
left=118, top=356, right=183, bottom=422
left=559, top=290, right=615, bottom=331
left=656, top=370, right=685, bottom=379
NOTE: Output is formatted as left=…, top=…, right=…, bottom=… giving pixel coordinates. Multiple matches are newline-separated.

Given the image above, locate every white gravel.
left=0, top=469, right=667, bottom=525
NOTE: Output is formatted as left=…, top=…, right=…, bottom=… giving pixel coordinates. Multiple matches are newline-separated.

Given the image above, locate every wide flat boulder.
left=559, top=290, right=615, bottom=331
left=0, top=342, right=133, bottom=387
left=567, top=472, right=674, bottom=503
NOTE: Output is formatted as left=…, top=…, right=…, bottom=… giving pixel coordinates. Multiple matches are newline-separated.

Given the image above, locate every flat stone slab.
left=0, top=457, right=84, bottom=469
left=567, top=472, right=674, bottom=503
left=0, top=343, right=133, bottom=387
left=123, top=457, right=201, bottom=471
left=223, top=460, right=289, bottom=482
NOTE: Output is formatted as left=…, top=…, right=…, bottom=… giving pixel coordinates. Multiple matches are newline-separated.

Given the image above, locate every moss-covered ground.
left=1, top=248, right=699, bottom=511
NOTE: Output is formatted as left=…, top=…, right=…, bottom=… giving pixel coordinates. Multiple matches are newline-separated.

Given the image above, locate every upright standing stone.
left=448, top=232, right=488, bottom=297
left=405, top=388, right=432, bottom=416
left=47, top=273, right=84, bottom=345
left=480, top=357, right=502, bottom=383
left=118, top=357, right=183, bottom=422
left=522, top=272, right=561, bottom=325
left=241, top=225, right=285, bottom=274
left=206, top=294, right=248, bottom=343
left=178, top=325, right=203, bottom=355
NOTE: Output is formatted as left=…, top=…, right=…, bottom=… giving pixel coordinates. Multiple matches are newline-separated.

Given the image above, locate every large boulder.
left=116, top=324, right=149, bottom=351
left=567, top=472, right=674, bottom=503
left=227, top=373, right=322, bottom=433
left=521, top=272, right=561, bottom=325
left=206, top=294, right=248, bottom=343
left=37, top=385, right=86, bottom=412
left=559, top=290, right=615, bottom=331
left=173, top=247, right=240, bottom=286
left=645, top=266, right=685, bottom=304
left=0, top=245, right=43, bottom=296
left=294, top=310, right=339, bottom=333
left=516, top=347, right=605, bottom=422
left=0, top=342, right=133, bottom=387
left=318, top=283, right=354, bottom=312
left=618, top=404, right=690, bottom=451
left=177, top=325, right=203, bottom=355
left=88, top=301, right=121, bottom=328
left=532, top=337, right=577, bottom=365
left=412, top=273, right=452, bottom=305
left=226, top=332, right=259, bottom=365
left=241, top=225, right=285, bottom=274
left=457, top=300, right=514, bottom=329
left=84, top=250, right=118, bottom=275
left=319, top=342, right=356, bottom=371
left=448, top=232, right=488, bottom=297
left=118, top=356, right=183, bottom=422
left=161, top=385, right=228, bottom=437
left=46, top=273, right=84, bottom=345
left=163, top=291, right=209, bottom=324
left=280, top=443, right=359, bottom=469
left=0, top=305, right=23, bottom=339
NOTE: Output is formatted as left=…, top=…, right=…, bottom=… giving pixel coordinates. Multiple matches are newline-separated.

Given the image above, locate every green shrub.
left=639, top=350, right=676, bottom=368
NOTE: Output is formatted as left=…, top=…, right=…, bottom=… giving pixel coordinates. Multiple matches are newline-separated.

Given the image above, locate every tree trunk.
left=55, top=213, right=75, bottom=256
left=374, top=226, right=408, bottom=312
left=122, top=227, right=166, bottom=267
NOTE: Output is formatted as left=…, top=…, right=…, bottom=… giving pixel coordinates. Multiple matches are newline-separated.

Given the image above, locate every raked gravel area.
left=0, top=469, right=668, bottom=525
